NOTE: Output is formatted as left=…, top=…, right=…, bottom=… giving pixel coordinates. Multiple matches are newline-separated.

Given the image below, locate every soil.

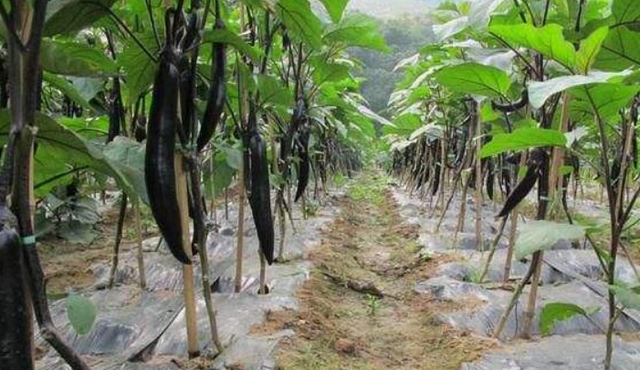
left=253, top=173, right=494, bottom=370
left=38, top=199, right=157, bottom=297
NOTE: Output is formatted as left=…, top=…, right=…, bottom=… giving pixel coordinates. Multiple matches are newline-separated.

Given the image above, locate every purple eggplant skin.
left=145, top=52, right=191, bottom=265
left=0, top=228, right=34, bottom=370
left=497, top=162, right=538, bottom=218
left=294, top=125, right=311, bottom=202
left=246, top=128, right=275, bottom=265
left=197, top=17, right=226, bottom=152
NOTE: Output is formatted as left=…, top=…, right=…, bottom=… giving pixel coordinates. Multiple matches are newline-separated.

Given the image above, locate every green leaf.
left=433, top=16, right=469, bottom=42
left=610, top=284, right=640, bottom=310
left=318, top=0, right=349, bottom=23
left=570, top=83, right=640, bottom=120
left=489, top=23, right=576, bottom=69
left=576, top=27, right=609, bottom=74
left=540, top=302, right=597, bottom=336
left=612, top=0, right=640, bottom=25
left=41, top=40, right=118, bottom=77
left=43, top=72, right=91, bottom=109
left=515, top=221, right=586, bottom=260
left=528, top=70, right=632, bottom=109
left=434, top=62, right=512, bottom=98
left=0, top=110, right=136, bottom=199
left=119, top=33, right=160, bottom=103
left=44, top=0, right=117, bottom=36
left=66, top=293, right=96, bottom=335
left=480, top=128, right=567, bottom=158
left=104, top=137, right=148, bottom=205
left=312, top=61, right=351, bottom=86
left=204, top=152, right=235, bottom=197
left=276, top=0, right=323, bottom=49
left=202, top=28, right=261, bottom=62
left=323, top=15, right=390, bottom=52
left=468, top=0, right=509, bottom=29
left=383, top=113, right=421, bottom=137
left=257, top=75, right=293, bottom=107
left=596, top=27, right=640, bottom=70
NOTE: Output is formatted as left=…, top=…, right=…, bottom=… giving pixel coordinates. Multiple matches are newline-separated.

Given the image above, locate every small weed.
left=365, top=294, right=381, bottom=316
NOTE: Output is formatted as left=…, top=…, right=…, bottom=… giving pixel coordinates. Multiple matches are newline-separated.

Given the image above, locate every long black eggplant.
left=497, top=149, right=546, bottom=218
left=281, top=99, right=306, bottom=177
left=196, top=11, right=226, bottom=152
left=485, top=160, right=494, bottom=201
left=294, top=124, right=310, bottom=202
left=145, top=50, right=191, bottom=265
left=245, top=113, right=275, bottom=264
left=0, top=225, right=34, bottom=370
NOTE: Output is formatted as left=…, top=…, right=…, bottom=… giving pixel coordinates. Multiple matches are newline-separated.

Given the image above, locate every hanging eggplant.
left=244, top=108, right=275, bottom=264
left=497, top=149, right=546, bottom=218
left=145, top=44, right=191, bottom=264
left=0, top=225, right=34, bottom=369
left=196, top=4, right=226, bottom=152
left=294, top=123, right=310, bottom=202
left=485, top=159, right=495, bottom=201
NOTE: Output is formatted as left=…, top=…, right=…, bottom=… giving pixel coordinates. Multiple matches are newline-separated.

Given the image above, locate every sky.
left=347, top=0, right=439, bottom=19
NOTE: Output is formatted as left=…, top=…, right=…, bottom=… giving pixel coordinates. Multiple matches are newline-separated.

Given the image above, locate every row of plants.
left=385, top=0, right=640, bottom=369
left=0, top=0, right=386, bottom=369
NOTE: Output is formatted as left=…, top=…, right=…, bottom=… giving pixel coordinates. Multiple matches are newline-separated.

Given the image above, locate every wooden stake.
left=134, top=200, right=147, bottom=289
left=235, top=160, right=246, bottom=293
left=474, top=105, right=484, bottom=251
left=175, top=155, right=199, bottom=358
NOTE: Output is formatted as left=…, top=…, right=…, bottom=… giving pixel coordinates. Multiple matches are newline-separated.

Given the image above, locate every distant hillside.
left=347, top=0, right=441, bottom=19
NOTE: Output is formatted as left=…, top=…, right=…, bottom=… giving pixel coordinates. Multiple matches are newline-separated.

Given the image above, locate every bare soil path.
left=257, top=173, right=492, bottom=370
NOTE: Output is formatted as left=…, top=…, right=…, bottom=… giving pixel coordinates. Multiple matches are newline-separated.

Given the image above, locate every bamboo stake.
left=503, top=152, right=528, bottom=282
left=175, top=155, right=199, bottom=358
left=478, top=216, right=508, bottom=283
left=108, top=193, right=127, bottom=288
left=133, top=200, right=146, bottom=289
left=474, top=106, right=484, bottom=251
left=235, top=161, right=246, bottom=293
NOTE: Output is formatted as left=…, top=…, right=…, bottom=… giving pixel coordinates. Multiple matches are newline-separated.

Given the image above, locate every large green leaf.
left=570, top=83, right=640, bottom=120
left=480, top=128, right=567, bottom=158
left=528, top=70, right=631, bottom=109
left=323, top=15, right=390, bottom=52
left=0, top=111, right=136, bottom=199
left=202, top=28, right=261, bottom=62
left=468, top=0, right=509, bottom=29
left=596, top=27, right=640, bottom=70
left=610, top=284, right=640, bottom=310
left=515, top=221, right=587, bottom=260
left=43, top=73, right=91, bottom=109
left=383, top=114, right=422, bottom=137
left=312, top=61, right=351, bottom=86
left=433, top=62, right=512, bottom=98
left=119, top=33, right=160, bottom=103
left=576, top=27, right=609, bottom=74
left=612, top=0, right=640, bottom=25
left=540, top=303, right=599, bottom=336
left=318, top=0, right=350, bottom=23
left=66, top=293, right=97, bottom=335
left=257, top=75, right=293, bottom=107
left=45, top=0, right=118, bottom=36
left=41, top=40, right=118, bottom=77
left=489, top=23, right=576, bottom=69
left=276, top=0, right=323, bottom=49
left=104, top=137, right=148, bottom=205
left=433, top=16, right=469, bottom=42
